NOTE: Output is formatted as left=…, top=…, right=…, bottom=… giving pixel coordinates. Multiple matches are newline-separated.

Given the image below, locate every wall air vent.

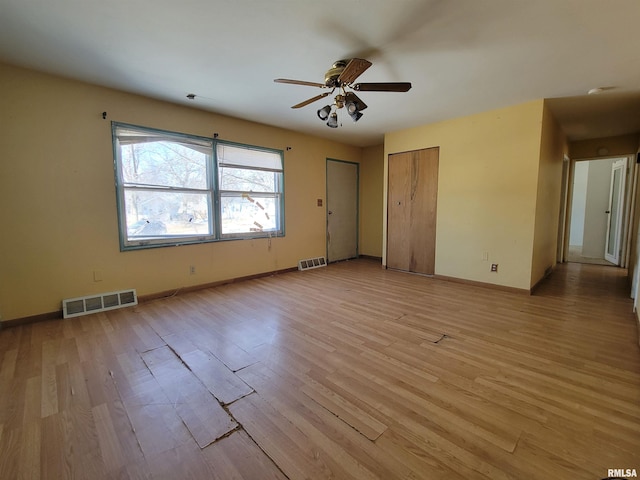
left=62, top=289, right=138, bottom=318
left=298, top=256, right=327, bottom=271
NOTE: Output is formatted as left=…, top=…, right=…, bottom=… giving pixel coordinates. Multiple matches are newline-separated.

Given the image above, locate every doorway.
left=386, top=147, right=439, bottom=275
left=326, top=159, right=358, bottom=263
left=567, top=157, right=627, bottom=266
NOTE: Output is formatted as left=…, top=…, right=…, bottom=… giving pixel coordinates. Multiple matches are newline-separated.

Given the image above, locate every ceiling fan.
left=274, top=58, right=411, bottom=128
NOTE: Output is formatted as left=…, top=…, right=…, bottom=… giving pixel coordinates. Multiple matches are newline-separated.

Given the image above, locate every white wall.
left=569, top=161, right=589, bottom=246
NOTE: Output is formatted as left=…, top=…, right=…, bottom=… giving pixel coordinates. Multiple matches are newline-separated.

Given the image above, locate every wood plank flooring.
left=1, top=259, right=639, bottom=479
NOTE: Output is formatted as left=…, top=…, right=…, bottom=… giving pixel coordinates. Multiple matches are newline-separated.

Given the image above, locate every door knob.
left=328, top=210, right=333, bottom=215
left=605, top=210, right=611, bottom=214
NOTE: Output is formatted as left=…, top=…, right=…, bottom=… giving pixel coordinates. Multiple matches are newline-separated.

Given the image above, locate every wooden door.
left=327, top=159, right=358, bottom=262
left=387, top=148, right=439, bottom=274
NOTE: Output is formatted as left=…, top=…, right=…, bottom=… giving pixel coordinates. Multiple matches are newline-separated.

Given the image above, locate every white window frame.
left=112, top=123, right=285, bottom=250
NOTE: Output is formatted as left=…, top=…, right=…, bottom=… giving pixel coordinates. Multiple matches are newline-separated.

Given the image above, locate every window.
left=112, top=123, right=284, bottom=249
left=217, top=143, right=283, bottom=238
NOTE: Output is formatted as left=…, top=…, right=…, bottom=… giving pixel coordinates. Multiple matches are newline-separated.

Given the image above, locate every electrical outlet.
left=491, top=264, right=498, bottom=272
left=189, top=265, right=196, bottom=275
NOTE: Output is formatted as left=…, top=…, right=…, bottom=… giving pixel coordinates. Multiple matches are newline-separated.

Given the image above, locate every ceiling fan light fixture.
left=326, top=112, right=338, bottom=128
left=346, top=101, right=363, bottom=122
left=349, top=110, right=363, bottom=122
left=317, top=105, right=332, bottom=120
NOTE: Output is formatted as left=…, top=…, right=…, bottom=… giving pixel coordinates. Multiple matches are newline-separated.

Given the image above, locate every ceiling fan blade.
left=353, top=82, right=412, bottom=92
left=274, top=78, right=327, bottom=88
left=345, top=92, right=368, bottom=111
left=337, top=58, right=372, bottom=85
left=291, top=92, right=331, bottom=109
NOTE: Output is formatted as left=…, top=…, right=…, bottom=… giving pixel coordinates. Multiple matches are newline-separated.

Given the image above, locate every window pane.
left=124, top=189, right=211, bottom=238
left=220, top=194, right=279, bottom=235
left=219, top=166, right=277, bottom=192
left=121, top=141, right=209, bottom=189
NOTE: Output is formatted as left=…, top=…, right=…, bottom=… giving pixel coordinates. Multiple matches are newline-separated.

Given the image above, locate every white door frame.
left=604, top=157, right=627, bottom=264
left=563, top=155, right=634, bottom=267
left=557, top=154, right=571, bottom=263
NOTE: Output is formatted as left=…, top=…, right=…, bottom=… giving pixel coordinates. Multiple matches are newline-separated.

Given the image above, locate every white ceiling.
left=1, top=0, right=639, bottom=147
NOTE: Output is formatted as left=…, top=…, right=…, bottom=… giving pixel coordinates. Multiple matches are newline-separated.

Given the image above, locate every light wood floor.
left=1, top=259, right=639, bottom=479
left=567, top=245, right=616, bottom=266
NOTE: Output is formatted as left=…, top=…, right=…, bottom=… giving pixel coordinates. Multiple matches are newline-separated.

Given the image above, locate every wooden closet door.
left=387, top=147, right=439, bottom=275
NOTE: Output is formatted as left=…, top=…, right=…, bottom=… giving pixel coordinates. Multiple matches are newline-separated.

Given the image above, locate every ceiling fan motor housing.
left=324, top=60, right=348, bottom=87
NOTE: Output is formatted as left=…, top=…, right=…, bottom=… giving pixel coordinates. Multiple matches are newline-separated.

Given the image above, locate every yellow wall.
left=384, top=100, right=545, bottom=290
left=0, top=63, right=364, bottom=321
left=570, top=133, right=640, bottom=160
left=530, top=103, right=568, bottom=286
left=359, top=144, right=384, bottom=258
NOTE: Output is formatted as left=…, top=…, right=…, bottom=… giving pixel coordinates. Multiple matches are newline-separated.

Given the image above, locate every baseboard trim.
left=0, top=266, right=299, bottom=329
left=0, top=310, right=62, bottom=330
left=358, top=255, right=383, bottom=263
left=433, top=274, right=531, bottom=295
left=138, top=266, right=299, bottom=303
left=530, top=264, right=555, bottom=294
